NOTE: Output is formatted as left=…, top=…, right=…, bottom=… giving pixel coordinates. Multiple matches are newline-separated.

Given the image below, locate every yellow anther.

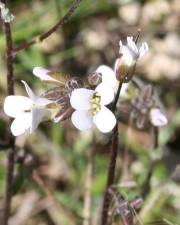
left=90, top=92, right=101, bottom=115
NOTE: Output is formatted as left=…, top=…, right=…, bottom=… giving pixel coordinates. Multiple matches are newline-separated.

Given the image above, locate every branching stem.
left=13, top=0, right=83, bottom=53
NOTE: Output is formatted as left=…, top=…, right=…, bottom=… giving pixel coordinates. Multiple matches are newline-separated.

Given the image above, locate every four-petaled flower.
left=4, top=81, right=52, bottom=136
left=70, top=83, right=116, bottom=133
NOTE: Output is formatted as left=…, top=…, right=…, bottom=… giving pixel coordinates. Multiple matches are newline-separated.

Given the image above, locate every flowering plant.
left=3, top=36, right=163, bottom=136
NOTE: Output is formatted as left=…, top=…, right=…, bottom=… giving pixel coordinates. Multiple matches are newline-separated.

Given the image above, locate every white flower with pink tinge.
left=118, top=36, right=149, bottom=66
left=4, top=81, right=52, bottom=136
left=70, top=83, right=116, bottom=133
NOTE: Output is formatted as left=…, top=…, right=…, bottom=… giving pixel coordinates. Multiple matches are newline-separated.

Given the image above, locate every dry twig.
left=13, top=0, right=83, bottom=53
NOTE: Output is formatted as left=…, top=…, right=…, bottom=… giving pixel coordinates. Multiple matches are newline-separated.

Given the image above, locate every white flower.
left=119, top=36, right=149, bottom=66
left=4, top=81, right=52, bottom=136
left=96, top=65, right=129, bottom=97
left=70, top=83, right=116, bottom=133
left=150, top=108, right=168, bottom=127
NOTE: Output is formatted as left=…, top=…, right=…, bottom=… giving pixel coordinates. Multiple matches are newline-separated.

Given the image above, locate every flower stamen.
left=90, top=92, right=101, bottom=115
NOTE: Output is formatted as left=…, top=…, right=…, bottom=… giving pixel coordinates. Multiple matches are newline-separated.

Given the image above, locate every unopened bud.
left=115, top=58, right=136, bottom=83
left=87, top=72, right=101, bottom=86
left=150, top=108, right=168, bottom=127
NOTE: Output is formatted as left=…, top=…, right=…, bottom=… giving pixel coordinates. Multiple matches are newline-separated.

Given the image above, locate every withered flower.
left=33, top=67, right=83, bottom=123
left=131, top=85, right=167, bottom=129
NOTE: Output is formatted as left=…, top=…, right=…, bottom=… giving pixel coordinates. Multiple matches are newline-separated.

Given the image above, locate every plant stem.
left=83, top=148, right=94, bottom=225
left=142, top=127, right=159, bottom=198
left=101, top=80, right=123, bottom=225
left=1, top=1, right=15, bottom=223
left=13, top=0, right=83, bottom=53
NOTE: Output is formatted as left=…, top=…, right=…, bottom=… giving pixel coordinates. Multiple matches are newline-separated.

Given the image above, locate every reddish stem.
left=13, top=0, right=83, bottom=53
left=1, top=2, right=15, bottom=224
left=101, top=81, right=123, bottom=225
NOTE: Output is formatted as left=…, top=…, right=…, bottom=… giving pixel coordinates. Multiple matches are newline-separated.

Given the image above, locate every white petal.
left=96, top=65, right=116, bottom=88
left=93, top=106, right=116, bottom=133
left=71, top=110, right=93, bottom=131
left=21, top=80, right=37, bottom=101
left=127, top=36, right=138, bottom=53
left=33, top=67, right=60, bottom=83
left=121, top=46, right=135, bottom=66
left=21, top=80, right=51, bottom=106
left=95, top=83, right=114, bottom=106
left=34, top=97, right=52, bottom=106
left=119, top=40, right=123, bottom=53
left=4, top=96, right=32, bottom=118
left=31, top=108, right=47, bottom=132
left=11, top=113, right=32, bottom=136
left=150, top=108, right=168, bottom=127
left=70, top=88, right=94, bottom=110
left=139, top=42, right=149, bottom=58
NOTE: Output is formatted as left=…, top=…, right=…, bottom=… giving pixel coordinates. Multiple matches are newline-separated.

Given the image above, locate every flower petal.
left=119, top=40, right=123, bottom=52
left=4, top=95, right=32, bottom=118
left=121, top=46, right=135, bottom=66
left=95, top=83, right=114, bottom=106
left=31, top=108, right=48, bottom=132
left=139, top=42, right=149, bottom=58
left=127, top=36, right=138, bottom=53
left=21, top=80, right=37, bottom=101
left=33, top=67, right=60, bottom=83
left=34, top=97, right=52, bottom=106
left=71, top=110, right=93, bottom=131
left=96, top=65, right=116, bottom=88
left=93, top=106, right=116, bottom=133
left=21, top=80, right=52, bottom=106
left=11, top=113, right=32, bottom=136
left=70, top=88, right=94, bottom=110
left=150, top=108, right=168, bottom=127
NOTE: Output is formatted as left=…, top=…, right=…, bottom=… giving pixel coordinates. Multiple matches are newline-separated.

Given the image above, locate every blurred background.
left=0, top=0, right=180, bottom=224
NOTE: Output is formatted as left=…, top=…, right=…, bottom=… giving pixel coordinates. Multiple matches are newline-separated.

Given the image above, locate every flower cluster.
left=3, top=36, right=155, bottom=136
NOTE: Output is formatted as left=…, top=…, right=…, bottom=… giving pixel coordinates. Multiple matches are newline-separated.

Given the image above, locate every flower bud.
left=115, top=58, right=136, bottom=83
left=149, top=108, right=168, bottom=127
